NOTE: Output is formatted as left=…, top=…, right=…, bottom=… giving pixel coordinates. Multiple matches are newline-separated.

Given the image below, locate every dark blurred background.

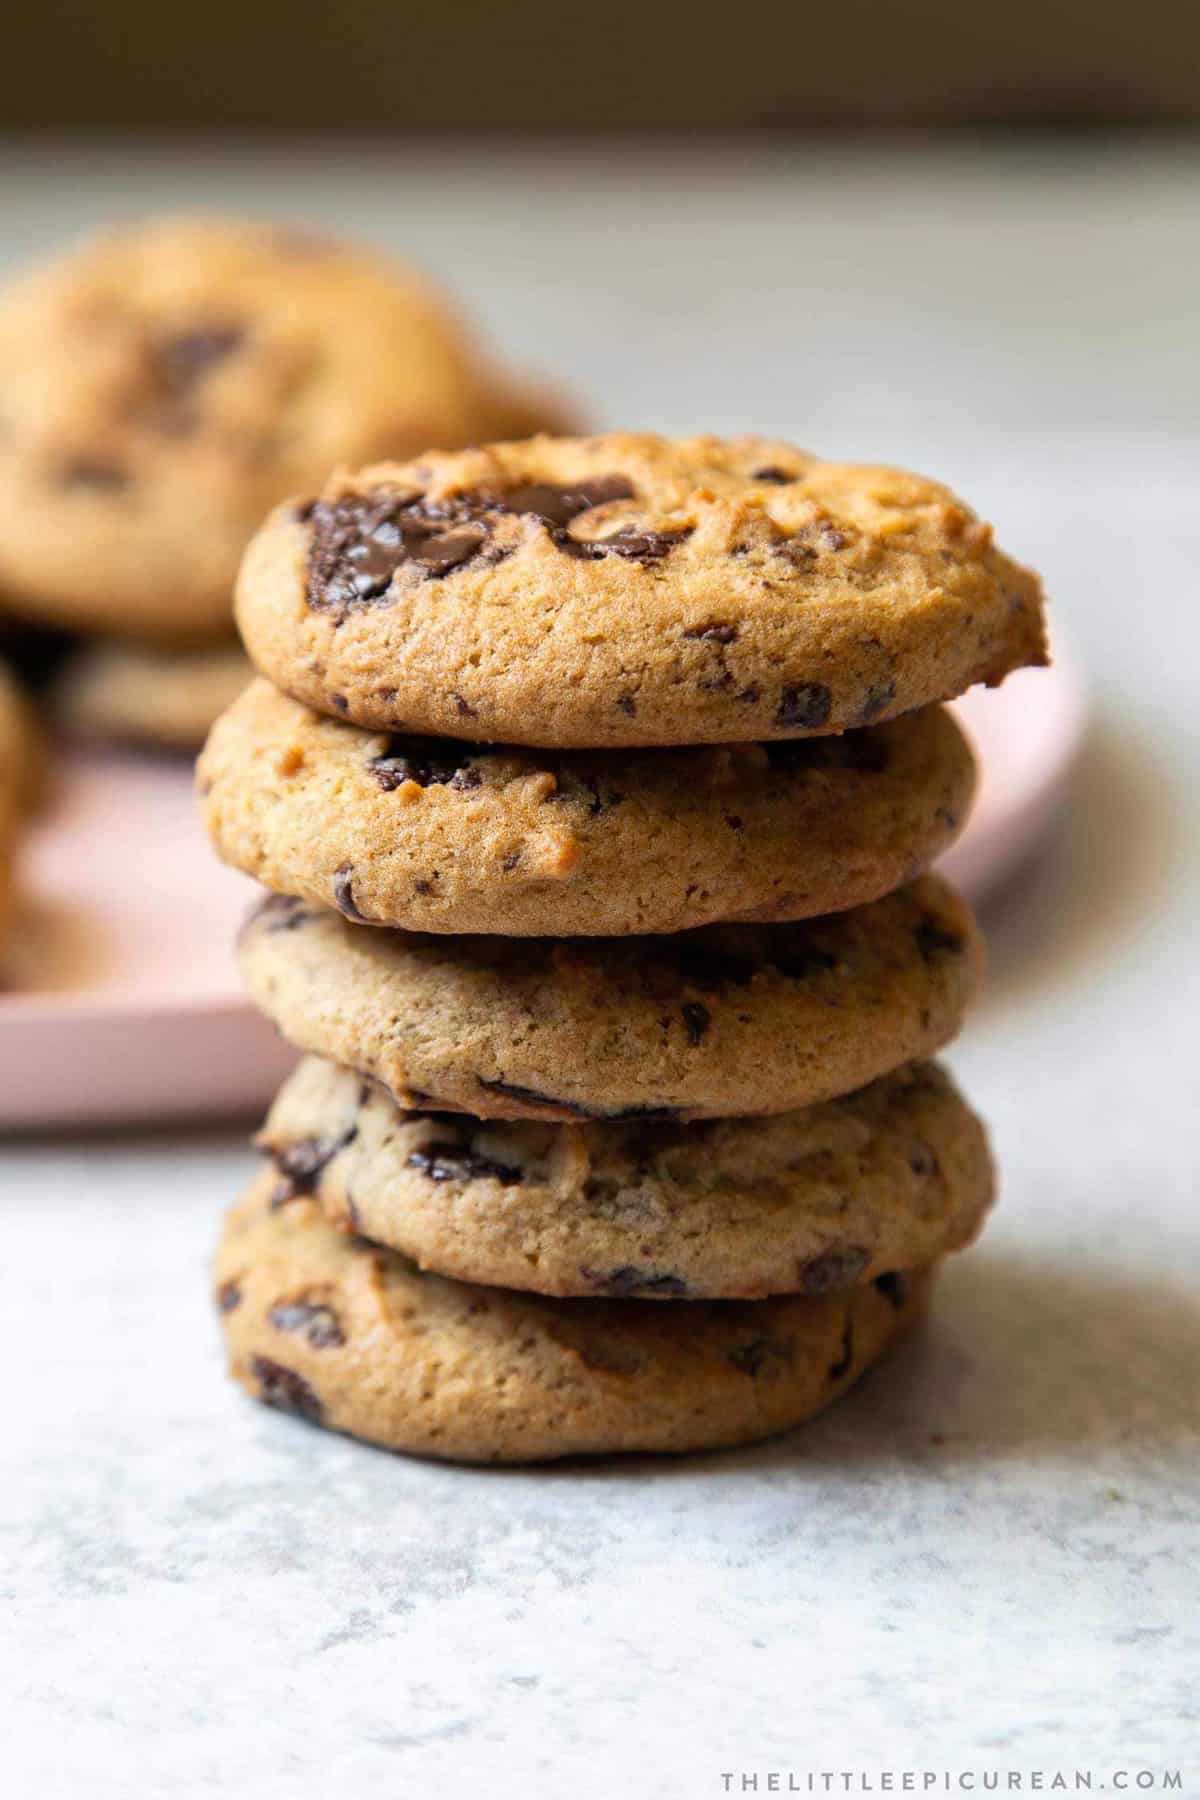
left=5, top=0, right=1200, bottom=132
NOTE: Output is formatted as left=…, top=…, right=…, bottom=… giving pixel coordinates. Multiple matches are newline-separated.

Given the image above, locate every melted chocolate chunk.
left=216, top=1280, right=242, bottom=1313
left=306, top=491, right=490, bottom=611
left=827, top=1323, right=855, bottom=1381
left=407, top=1139, right=524, bottom=1186
left=681, top=1001, right=711, bottom=1045
left=267, top=1297, right=345, bottom=1348
left=304, top=474, right=688, bottom=612
left=557, top=525, right=691, bottom=564
left=490, top=474, right=633, bottom=527
left=153, top=324, right=244, bottom=394
left=915, top=919, right=966, bottom=961
left=874, top=1271, right=910, bottom=1309
left=728, top=1335, right=794, bottom=1377
left=59, top=456, right=130, bottom=492
left=369, top=735, right=483, bottom=791
left=775, top=684, right=832, bottom=730
left=248, top=1355, right=323, bottom=1422
left=269, top=1128, right=357, bottom=1206
left=798, top=1246, right=870, bottom=1295
left=332, top=862, right=369, bottom=922
left=582, top=1265, right=690, bottom=1298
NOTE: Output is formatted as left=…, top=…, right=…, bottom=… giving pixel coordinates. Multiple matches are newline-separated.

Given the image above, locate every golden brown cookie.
left=56, top=637, right=252, bottom=752
left=0, top=214, right=517, bottom=639
left=237, top=874, right=983, bottom=1122
left=216, top=1171, right=938, bottom=1462
left=236, top=432, right=1046, bottom=746
left=258, top=1055, right=993, bottom=1299
left=199, top=680, right=975, bottom=934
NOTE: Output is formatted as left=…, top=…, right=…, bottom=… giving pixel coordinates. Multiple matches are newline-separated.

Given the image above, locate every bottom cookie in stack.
left=214, top=1057, right=992, bottom=1462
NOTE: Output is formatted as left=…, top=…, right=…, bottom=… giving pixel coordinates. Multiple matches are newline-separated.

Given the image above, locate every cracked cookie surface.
left=216, top=1169, right=938, bottom=1461
left=237, top=874, right=983, bottom=1121
left=199, top=680, right=975, bottom=934
left=258, top=1055, right=992, bottom=1299
left=236, top=432, right=1047, bottom=747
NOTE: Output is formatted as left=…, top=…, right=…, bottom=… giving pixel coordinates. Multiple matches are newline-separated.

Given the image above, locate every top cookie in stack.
left=202, top=431, right=1046, bottom=1464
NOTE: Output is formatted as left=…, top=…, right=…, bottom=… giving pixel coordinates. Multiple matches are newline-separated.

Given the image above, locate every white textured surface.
left=2, top=140, right=1198, bottom=1793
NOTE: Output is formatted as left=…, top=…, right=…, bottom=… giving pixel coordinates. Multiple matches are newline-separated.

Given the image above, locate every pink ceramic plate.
left=0, top=645, right=1086, bottom=1130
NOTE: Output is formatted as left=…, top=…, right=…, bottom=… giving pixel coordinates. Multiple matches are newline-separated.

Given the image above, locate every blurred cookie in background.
left=0, top=658, right=44, bottom=951
left=54, top=637, right=252, bottom=754
left=0, top=212, right=575, bottom=643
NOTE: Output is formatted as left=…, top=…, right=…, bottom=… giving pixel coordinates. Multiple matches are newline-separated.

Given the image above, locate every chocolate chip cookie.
left=0, top=213, right=521, bottom=639
left=216, top=1170, right=937, bottom=1461
left=199, top=680, right=975, bottom=935
left=56, top=637, right=253, bottom=752
left=238, top=874, right=983, bottom=1121
left=236, top=432, right=1047, bottom=747
left=258, top=1055, right=993, bottom=1299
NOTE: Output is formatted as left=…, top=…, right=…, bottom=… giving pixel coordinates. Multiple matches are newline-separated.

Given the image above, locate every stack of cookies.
left=0, top=213, right=568, bottom=752
left=200, top=433, right=1046, bottom=1463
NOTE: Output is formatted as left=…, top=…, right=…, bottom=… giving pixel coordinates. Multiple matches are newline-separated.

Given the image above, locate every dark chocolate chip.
left=751, top=466, right=796, bottom=484
left=268, top=1128, right=357, bottom=1206
left=369, top=735, right=482, bottom=791
left=452, top=691, right=478, bottom=718
left=681, top=1001, right=711, bottom=1045
left=248, top=1355, right=323, bottom=1422
left=216, top=1280, right=242, bottom=1313
left=798, top=1246, right=870, bottom=1295
left=775, top=683, right=832, bottom=730
left=332, top=862, right=369, bottom=922
left=58, top=456, right=130, bottom=492
left=256, top=894, right=314, bottom=933
left=581, top=1265, right=690, bottom=1298
left=856, top=682, right=896, bottom=724
left=153, top=324, right=244, bottom=394
left=267, top=1297, right=345, bottom=1348
left=725, top=813, right=744, bottom=832
left=407, top=1139, right=524, bottom=1186
left=330, top=693, right=349, bottom=714
left=728, top=1335, right=794, bottom=1377
left=827, top=1323, right=855, bottom=1381
left=413, top=878, right=435, bottom=895
left=874, top=1271, right=910, bottom=1309
left=915, top=919, right=966, bottom=961
left=772, top=944, right=838, bottom=981
left=615, top=694, right=637, bottom=717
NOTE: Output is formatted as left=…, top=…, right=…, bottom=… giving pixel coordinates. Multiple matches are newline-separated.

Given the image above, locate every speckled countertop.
left=2, top=139, right=1197, bottom=1795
